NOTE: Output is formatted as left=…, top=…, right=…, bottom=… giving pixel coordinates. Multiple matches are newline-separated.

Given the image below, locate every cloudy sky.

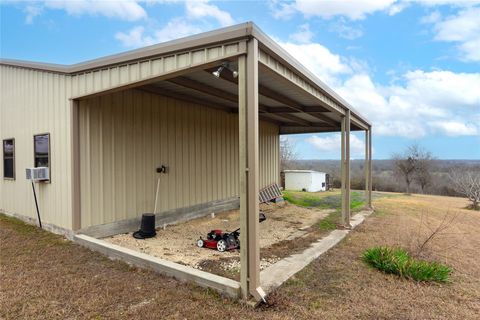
left=1, top=0, right=479, bottom=159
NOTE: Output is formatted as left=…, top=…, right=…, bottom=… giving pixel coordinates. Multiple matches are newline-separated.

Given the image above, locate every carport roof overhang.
left=0, top=21, right=371, bottom=134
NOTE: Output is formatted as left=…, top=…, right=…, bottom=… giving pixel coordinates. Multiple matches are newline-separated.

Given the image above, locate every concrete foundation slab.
left=0, top=209, right=74, bottom=239
left=73, top=208, right=371, bottom=301
left=74, top=234, right=241, bottom=298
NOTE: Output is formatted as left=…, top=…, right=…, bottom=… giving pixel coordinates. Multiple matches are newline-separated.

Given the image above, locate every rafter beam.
left=204, top=68, right=337, bottom=123
left=138, top=85, right=236, bottom=113
left=281, top=123, right=336, bottom=128
left=139, top=84, right=284, bottom=127
left=279, top=126, right=341, bottom=134
left=168, top=76, right=238, bottom=103
left=309, top=112, right=339, bottom=126
left=273, top=113, right=311, bottom=126
left=168, top=76, right=312, bottom=127
left=263, top=106, right=295, bottom=114
left=258, top=106, right=331, bottom=115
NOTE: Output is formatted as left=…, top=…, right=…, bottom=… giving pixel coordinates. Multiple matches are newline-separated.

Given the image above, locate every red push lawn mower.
left=197, top=212, right=266, bottom=252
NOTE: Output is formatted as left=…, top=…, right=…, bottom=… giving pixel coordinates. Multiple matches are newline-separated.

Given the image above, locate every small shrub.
left=362, top=246, right=451, bottom=282
left=406, top=260, right=452, bottom=282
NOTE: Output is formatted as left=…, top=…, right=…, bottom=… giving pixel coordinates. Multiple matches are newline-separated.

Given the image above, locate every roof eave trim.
left=250, top=24, right=371, bottom=127
left=0, top=22, right=254, bottom=74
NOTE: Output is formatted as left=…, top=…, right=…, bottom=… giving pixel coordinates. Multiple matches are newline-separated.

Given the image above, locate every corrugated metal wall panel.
left=0, top=65, right=73, bottom=229
left=79, top=89, right=279, bottom=228
left=70, top=42, right=246, bottom=99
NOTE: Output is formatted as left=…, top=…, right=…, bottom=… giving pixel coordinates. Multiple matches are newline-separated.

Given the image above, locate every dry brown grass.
left=1, top=193, right=479, bottom=319
left=267, top=194, right=480, bottom=319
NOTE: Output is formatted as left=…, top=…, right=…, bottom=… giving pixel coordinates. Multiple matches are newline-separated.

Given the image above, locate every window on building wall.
left=3, top=139, right=15, bottom=179
left=34, top=133, right=50, bottom=171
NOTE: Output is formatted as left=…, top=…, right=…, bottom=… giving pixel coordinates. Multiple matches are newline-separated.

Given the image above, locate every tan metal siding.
left=70, top=42, right=247, bottom=99
left=79, top=89, right=279, bottom=228
left=0, top=65, right=73, bottom=229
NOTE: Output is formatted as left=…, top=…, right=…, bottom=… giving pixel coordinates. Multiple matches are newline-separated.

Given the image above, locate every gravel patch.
left=105, top=202, right=330, bottom=271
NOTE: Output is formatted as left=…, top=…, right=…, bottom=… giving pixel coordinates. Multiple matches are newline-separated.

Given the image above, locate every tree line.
left=280, top=138, right=480, bottom=210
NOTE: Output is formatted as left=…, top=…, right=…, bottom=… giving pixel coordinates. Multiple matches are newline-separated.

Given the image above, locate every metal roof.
left=0, top=21, right=371, bottom=132
left=284, top=170, right=326, bottom=174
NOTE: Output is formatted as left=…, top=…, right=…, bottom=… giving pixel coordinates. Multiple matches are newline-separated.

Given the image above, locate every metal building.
left=284, top=170, right=328, bottom=192
left=0, top=22, right=372, bottom=301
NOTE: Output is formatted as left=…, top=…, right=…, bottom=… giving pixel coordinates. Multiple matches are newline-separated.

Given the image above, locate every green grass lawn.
left=282, top=189, right=367, bottom=210
left=282, top=190, right=374, bottom=232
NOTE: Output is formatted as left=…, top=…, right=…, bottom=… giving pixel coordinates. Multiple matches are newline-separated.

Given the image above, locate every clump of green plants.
left=362, top=246, right=452, bottom=282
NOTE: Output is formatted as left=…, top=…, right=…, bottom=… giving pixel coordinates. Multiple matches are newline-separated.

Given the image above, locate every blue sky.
left=1, top=0, right=479, bottom=159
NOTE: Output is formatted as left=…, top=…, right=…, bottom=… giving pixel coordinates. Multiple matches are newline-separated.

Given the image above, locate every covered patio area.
left=67, top=22, right=372, bottom=302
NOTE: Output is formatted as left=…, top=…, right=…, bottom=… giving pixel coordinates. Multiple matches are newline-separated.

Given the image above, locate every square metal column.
left=238, top=38, right=261, bottom=300
left=341, top=110, right=351, bottom=227
left=364, top=129, right=369, bottom=207
left=368, top=128, right=373, bottom=208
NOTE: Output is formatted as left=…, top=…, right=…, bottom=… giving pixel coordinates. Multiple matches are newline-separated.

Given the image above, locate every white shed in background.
left=284, top=170, right=327, bottom=192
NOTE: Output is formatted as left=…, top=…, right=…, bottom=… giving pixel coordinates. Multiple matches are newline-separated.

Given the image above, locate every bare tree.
left=392, top=144, right=432, bottom=194
left=449, top=168, right=480, bottom=210
left=414, top=156, right=434, bottom=194
left=414, top=210, right=461, bottom=257
left=280, top=136, right=297, bottom=171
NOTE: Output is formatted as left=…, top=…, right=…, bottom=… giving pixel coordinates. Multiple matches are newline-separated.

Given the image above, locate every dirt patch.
left=105, top=202, right=330, bottom=272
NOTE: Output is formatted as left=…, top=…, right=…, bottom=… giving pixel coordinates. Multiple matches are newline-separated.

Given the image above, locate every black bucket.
left=133, top=213, right=157, bottom=239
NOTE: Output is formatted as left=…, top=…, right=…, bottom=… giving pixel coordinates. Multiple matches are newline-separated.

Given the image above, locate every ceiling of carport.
left=137, top=63, right=363, bottom=134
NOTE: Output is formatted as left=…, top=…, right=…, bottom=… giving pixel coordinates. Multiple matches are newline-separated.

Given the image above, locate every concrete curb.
left=73, top=209, right=372, bottom=300
left=74, top=234, right=241, bottom=298
left=261, top=210, right=372, bottom=293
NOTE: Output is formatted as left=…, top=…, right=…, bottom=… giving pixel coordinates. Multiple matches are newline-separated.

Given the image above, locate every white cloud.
left=24, top=5, right=43, bottom=24
left=329, top=18, right=363, bottom=40
left=270, top=0, right=398, bottom=20
left=115, top=0, right=234, bottom=48
left=278, top=36, right=480, bottom=138
left=294, top=0, right=398, bottom=20
left=426, top=7, right=480, bottom=62
left=399, top=70, right=480, bottom=108
left=185, top=0, right=234, bottom=27
left=411, top=0, right=480, bottom=6
left=306, top=133, right=366, bottom=158
left=270, top=0, right=480, bottom=21
left=289, top=24, right=314, bottom=44
left=337, top=70, right=480, bottom=138
left=153, top=18, right=204, bottom=42
left=388, top=2, right=410, bottom=15
left=115, top=19, right=203, bottom=47
left=40, top=0, right=147, bottom=21
left=269, top=0, right=298, bottom=19
left=420, top=10, right=441, bottom=24
left=19, top=0, right=234, bottom=25
left=429, top=121, right=479, bottom=136
left=276, top=40, right=352, bottom=86
left=115, top=26, right=154, bottom=47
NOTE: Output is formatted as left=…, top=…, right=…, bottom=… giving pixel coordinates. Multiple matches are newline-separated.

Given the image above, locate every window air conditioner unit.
left=26, top=167, right=49, bottom=181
